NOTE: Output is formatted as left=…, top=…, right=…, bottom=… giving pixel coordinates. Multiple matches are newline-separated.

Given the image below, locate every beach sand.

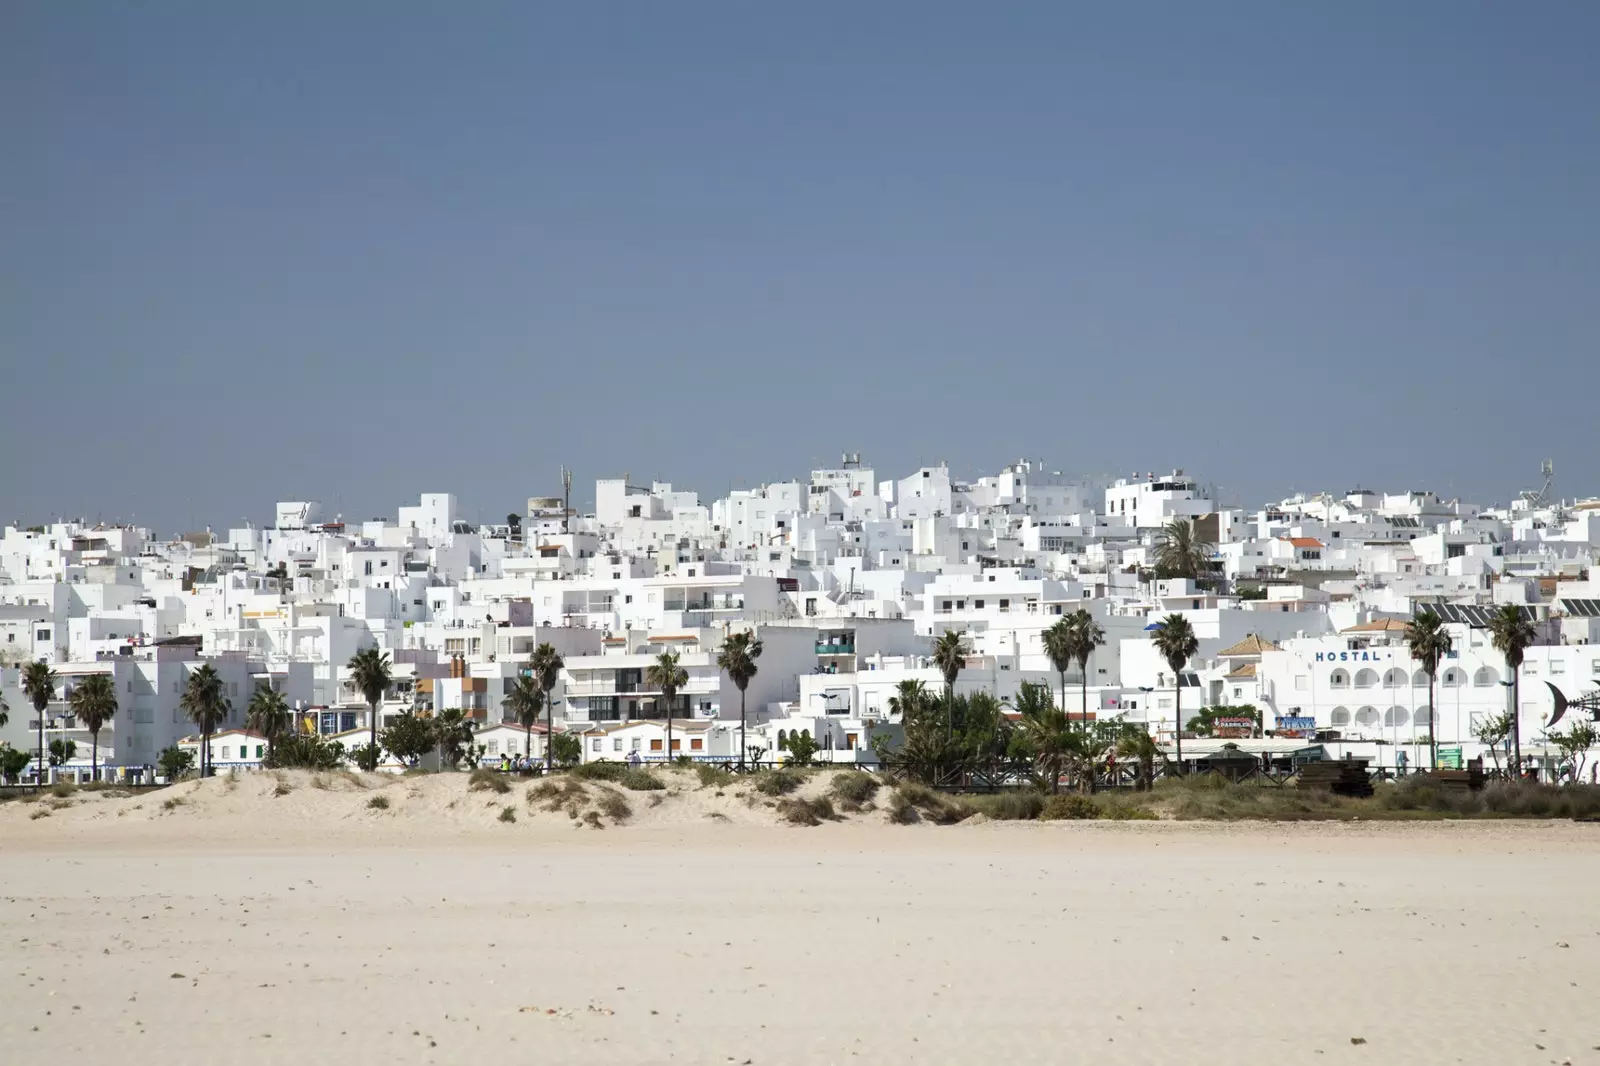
left=2, top=771, right=1597, bottom=1064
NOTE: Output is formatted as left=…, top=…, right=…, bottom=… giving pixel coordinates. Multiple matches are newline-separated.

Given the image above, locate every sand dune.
left=3, top=772, right=1599, bottom=1064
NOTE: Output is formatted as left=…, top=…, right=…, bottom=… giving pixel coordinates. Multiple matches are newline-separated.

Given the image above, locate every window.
left=220, top=747, right=231, bottom=760
left=591, top=738, right=602, bottom=752
left=485, top=740, right=499, bottom=755
left=690, top=738, right=703, bottom=751
left=1382, top=669, right=1406, bottom=688
left=1354, top=669, right=1378, bottom=689
left=612, top=739, right=623, bottom=751
left=1329, top=669, right=1350, bottom=689
left=256, top=745, right=265, bottom=758
left=974, top=600, right=985, bottom=610
left=1474, top=667, right=1498, bottom=687
left=670, top=739, right=681, bottom=751
left=36, top=628, right=50, bottom=642
left=650, top=739, right=663, bottom=751
left=777, top=729, right=788, bottom=750
left=1551, top=660, right=1565, bottom=675
left=1295, top=675, right=1308, bottom=691
left=1330, top=706, right=1351, bottom=726
left=631, top=738, right=641, bottom=751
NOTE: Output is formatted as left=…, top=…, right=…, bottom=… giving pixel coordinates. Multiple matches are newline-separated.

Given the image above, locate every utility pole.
left=562, top=466, right=573, bottom=534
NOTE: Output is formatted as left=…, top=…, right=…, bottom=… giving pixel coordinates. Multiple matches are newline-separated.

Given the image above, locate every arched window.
left=1411, top=669, right=1430, bottom=686
left=1414, top=706, right=1433, bottom=727
left=1442, top=668, right=1465, bottom=688
left=1330, top=669, right=1350, bottom=689
left=1383, top=706, right=1408, bottom=727
left=1355, top=706, right=1379, bottom=727
left=1354, top=669, right=1379, bottom=689
left=1383, top=669, right=1407, bottom=689
left=1474, top=667, right=1498, bottom=687
left=1330, top=706, right=1351, bottom=726
left=777, top=729, right=788, bottom=751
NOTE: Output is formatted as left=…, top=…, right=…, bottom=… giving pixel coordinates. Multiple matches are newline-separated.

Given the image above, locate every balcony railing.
left=816, top=642, right=856, bottom=655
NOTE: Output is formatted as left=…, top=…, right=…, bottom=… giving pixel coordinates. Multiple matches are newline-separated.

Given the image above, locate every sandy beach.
left=3, top=772, right=1598, bottom=1064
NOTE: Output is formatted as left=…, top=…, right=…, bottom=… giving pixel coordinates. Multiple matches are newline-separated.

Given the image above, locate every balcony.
left=815, top=641, right=856, bottom=656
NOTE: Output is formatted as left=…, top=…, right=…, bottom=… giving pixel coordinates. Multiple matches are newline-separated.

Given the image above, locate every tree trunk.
left=738, top=686, right=747, bottom=770
left=666, top=696, right=673, bottom=763
left=545, top=687, right=554, bottom=776
left=91, top=729, right=98, bottom=784
left=1427, top=672, right=1437, bottom=771
left=1510, top=671, right=1522, bottom=778
left=1081, top=669, right=1089, bottom=739
left=36, top=709, right=44, bottom=791
left=369, top=701, right=378, bottom=765
left=1173, top=682, right=1184, bottom=775
left=1059, top=671, right=1068, bottom=729
left=526, top=723, right=532, bottom=759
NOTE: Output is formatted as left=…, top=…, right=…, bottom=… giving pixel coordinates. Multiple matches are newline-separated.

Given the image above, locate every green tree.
left=379, top=710, right=435, bottom=767
left=48, top=738, right=77, bottom=767
left=1011, top=681, right=1071, bottom=793
left=0, top=745, right=31, bottom=784
left=528, top=642, right=565, bottom=775
left=346, top=646, right=393, bottom=762
left=931, top=629, right=968, bottom=707
left=1064, top=609, right=1106, bottom=732
left=1486, top=605, right=1536, bottom=776
left=22, top=660, right=58, bottom=790
left=1041, top=619, right=1076, bottom=733
left=502, top=675, right=545, bottom=759
left=1553, top=721, right=1597, bottom=784
left=180, top=664, right=228, bottom=778
left=68, top=672, right=118, bottom=782
left=157, top=745, right=195, bottom=781
left=1114, top=725, right=1165, bottom=791
left=549, top=732, right=582, bottom=768
left=715, top=630, right=763, bottom=769
left=786, top=730, right=818, bottom=767
left=645, top=650, right=688, bottom=762
left=245, top=686, right=294, bottom=762
left=1473, top=710, right=1512, bottom=774
left=431, top=708, right=474, bottom=768
left=1151, top=614, right=1199, bottom=774
left=1405, top=610, right=1452, bottom=770
left=1188, top=704, right=1262, bottom=738
left=1154, top=519, right=1215, bottom=582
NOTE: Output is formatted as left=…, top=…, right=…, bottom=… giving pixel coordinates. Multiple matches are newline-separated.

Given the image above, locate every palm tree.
left=180, top=664, right=228, bottom=778
left=1151, top=614, right=1199, bottom=775
left=1487, top=605, right=1536, bottom=777
left=1013, top=684, right=1071, bottom=794
left=346, top=646, right=392, bottom=768
left=1065, top=609, right=1106, bottom=733
left=502, top=674, right=544, bottom=759
left=645, top=651, right=688, bottom=762
left=22, top=660, right=58, bottom=790
left=245, top=685, right=293, bottom=761
left=715, top=630, right=763, bottom=769
left=1041, top=619, right=1076, bottom=730
left=432, top=708, right=473, bottom=768
left=886, top=679, right=931, bottom=720
left=1404, top=611, right=1452, bottom=771
left=1154, top=519, right=1214, bottom=582
left=528, top=642, right=565, bottom=774
left=931, top=629, right=968, bottom=739
left=1114, top=726, right=1165, bottom=792
left=68, top=673, right=118, bottom=783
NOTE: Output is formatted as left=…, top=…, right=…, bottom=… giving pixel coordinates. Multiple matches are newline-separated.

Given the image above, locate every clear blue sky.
left=5, top=2, right=1598, bottom=531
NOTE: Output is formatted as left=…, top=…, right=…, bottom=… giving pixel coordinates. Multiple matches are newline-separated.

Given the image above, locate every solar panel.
left=1559, top=598, right=1600, bottom=618
left=1415, top=602, right=1537, bottom=627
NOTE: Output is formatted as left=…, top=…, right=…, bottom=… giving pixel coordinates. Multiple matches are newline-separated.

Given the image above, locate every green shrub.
left=50, top=782, right=76, bottom=799
left=498, top=805, right=517, bottom=823
left=753, top=769, right=804, bottom=796
left=571, top=761, right=628, bottom=782
left=469, top=769, right=511, bottom=794
left=1041, top=794, right=1099, bottom=821
left=969, top=790, right=1046, bottom=821
left=264, top=733, right=345, bottom=771
left=619, top=769, right=665, bottom=792
left=829, top=771, right=880, bottom=806
left=696, top=764, right=735, bottom=789
left=776, top=796, right=837, bottom=826
left=366, top=795, right=390, bottom=810
left=1093, top=793, right=1160, bottom=821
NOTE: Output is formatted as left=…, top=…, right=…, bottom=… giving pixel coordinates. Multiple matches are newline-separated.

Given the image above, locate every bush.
left=619, top=769, right=665, bottom=792
left=50, top=782, right=76, bottom=799
left=272, top=779, right=293, bottom=797
left=549, top=733, right=583, bottom=767
left=1093, top=793, right=1160, bottom=821
left=499, top=805, right=517, bottom=823
left=890, top=783, right=973, bottom=825
left=1041, top=794, right=1099, bottom=821
left=469, top=769, right=511, bottom=794
left=968, top=790, right=1046, bottom=821
left=696, top=764, right=735, bottom=789
left=829, top=771, right=880, bottom=806
left=776, top=796, right=837, bottom=826
left=263, top=733, right=345, bottom=772
left=595, top=788, right=632, bottom=822
left=161, top=797, right=185, bottom=812
left=571, top=761, right=628, bottom=782
left=583, top=810, right=604, bottom=829
left=157, top=746, right=196, bottom=781
left=753, top=769, right=804, bottom=796
left=367, top=795, right=390, bottom=810
left=1482, top=781, right=1600, bottom=819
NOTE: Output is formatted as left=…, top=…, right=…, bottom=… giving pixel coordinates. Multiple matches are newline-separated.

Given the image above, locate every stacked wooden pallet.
left=1298, top=759, right=1374, bottom=798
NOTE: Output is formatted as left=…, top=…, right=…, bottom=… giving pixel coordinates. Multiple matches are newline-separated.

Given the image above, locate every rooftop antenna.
left=1519, top=459, right=1554, bottom=509
left=561, top=465, right=573, bottom=534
